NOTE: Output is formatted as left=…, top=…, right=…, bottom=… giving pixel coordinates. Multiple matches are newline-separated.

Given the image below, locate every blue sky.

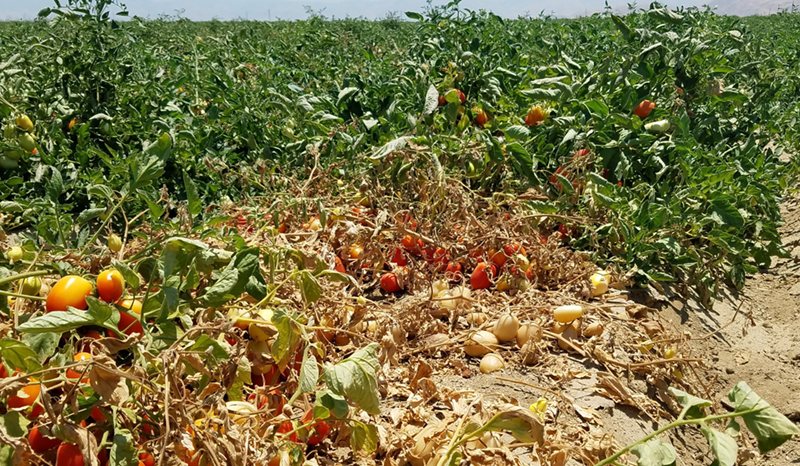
left=0, top=0, right=794, bottom=21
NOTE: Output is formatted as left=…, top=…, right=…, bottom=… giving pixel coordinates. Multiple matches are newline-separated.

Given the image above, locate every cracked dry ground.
left=373, top=196, right=800, bottom=466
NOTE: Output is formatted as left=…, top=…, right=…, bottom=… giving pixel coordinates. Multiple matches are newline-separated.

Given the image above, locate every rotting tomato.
left=633, top=99, right=656, bottom=119
left=251, top=364, right=281, bottom=386
left=56, top=443, right=84, bottom=466
left=97, top=269, right=125, bottom=303
left=470, top=263, right=496, bottom=290
left=28, top=425, right=62, bottom=453
left=301, top=409, right=331, bottom=445
left=46, top=276, right=93, bottom=313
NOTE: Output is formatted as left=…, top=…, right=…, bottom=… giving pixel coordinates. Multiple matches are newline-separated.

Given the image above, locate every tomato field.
left=0, top=1, right=799, bottom=465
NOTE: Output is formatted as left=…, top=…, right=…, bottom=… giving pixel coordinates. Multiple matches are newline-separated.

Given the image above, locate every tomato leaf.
left=0, top=412, right=29, bottom=438
left=18, top=298, right=118, bottom=335
left=109, top=429, right=137, bottom=466
left=481, top=404, right=544, bottom=445
left=423, top=85, right=439, bottom=115
left=699, top=424, right=738, bottom=466
left=112, top=259, right=140, bottom=291
left=0, top=339, right=41, bottom=374
left=183, top=171, right=202, bottom=217
left=630, top=438, right=677, bottom=466
left=299, top=270, right=322, bottom=304
left=21, top=332, right=60, bottom=363
left=323, top=342, right=381, bottom=414
left=668, top=387, right=711, bottom=419
left=728, top=382, right=799, bottom=452
left=188, top=335, right=229, bottom=366
left=271, top=309, right=302, bottom=372
left=350, top=421, right=378, bottom=453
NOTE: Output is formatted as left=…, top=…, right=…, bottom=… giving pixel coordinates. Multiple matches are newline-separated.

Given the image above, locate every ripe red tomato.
left=573, top=148, right=590, bottom=159
left=470, top=263, right=496, bottom=290
left=380, top=273, right=401, bottom=293
left=28, top=425, right=62, bottom=453
left=91, top=406, right=106, bottom=423
left=116, top=310, right=144, bottom=337
left=438, top=95, right=446, bottom=107
left=7, top=378, right=41, bottom=410
left=139, top=452, right=156, bottom=466
left=301, top=409, right=331, bottom=445
left=432, top=248, right=449, bottom=269
left=549, top=166, right=568, bottom=185
left=503, top=243, right=525, bottom=258
left=46, top=276, right=93, bottom=313
left=66, top=352, right=92, bottom=382
left=56, top=443, right=84, bottom=466
left=333, top=256, right=346, bottom=273
left=390, top=247, right=408, bottom=266
left=633, top=100, right=656, bottom=119
left=81, top=330, right=104, bottom=354
left=457, top=89, right=466, bottom=103
left=445, top=262, right=463, bottom=281
left=277, top=421, right=299, bottom=443
left=473, top=108, right=488, bottom=127
left=96, top=270, right=125, bottom=303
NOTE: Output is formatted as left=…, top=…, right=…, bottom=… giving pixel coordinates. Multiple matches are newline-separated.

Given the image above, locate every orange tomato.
left=46, top=276, right=93, bottom=313
left=66, top=352, right=92, bottom=382
left=347, top=244, right=363, bottom=260
left=7, top=378, right=41, bottom=410
left=401, top=235, right=423, bottom=255
left=56, top=443, right=84, bottom=466
left=28, top=425, right=62, bottom=453
left=96, top=270, right=125, bottom=303
left=525, top=106, right=546, bottom=126
left=633, top=100, right=656, bottom=119
left=117, top=299, right=142, bottom=315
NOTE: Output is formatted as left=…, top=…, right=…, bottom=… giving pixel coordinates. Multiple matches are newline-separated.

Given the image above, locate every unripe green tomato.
left=5, top=150, right=20, bottom=161
left=20, top=276, right=42, bottom=296
left=3, top=124, right=16, bottom=139
left=18, top=133, right=36, bottom=152
left=7, top=246, right=23, bottom=263
left=0, top=157, right=18, bottom=170
left=281, top=127, right=294, bottom=139
left=99, top=121, right=111, bottom=135
left=108, top=234, right=122, bottom=252
left=99, top=209, right=110, bottom=221
left=15, top=115, right=33, bottom=132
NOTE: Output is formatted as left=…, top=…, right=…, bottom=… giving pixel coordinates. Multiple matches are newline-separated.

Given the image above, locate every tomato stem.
left=0, top=289, right=46, bottom=301
left=0, top=269, right=50, bottom=286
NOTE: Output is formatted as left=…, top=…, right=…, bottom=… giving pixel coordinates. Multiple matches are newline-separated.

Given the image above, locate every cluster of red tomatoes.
left=2, top=269, right=153, bottom=465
